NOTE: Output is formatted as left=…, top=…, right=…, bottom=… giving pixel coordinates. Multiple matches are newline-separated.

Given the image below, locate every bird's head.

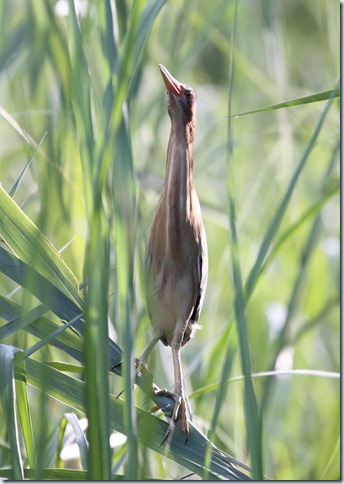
left=159, top=64, right=196, bottom=124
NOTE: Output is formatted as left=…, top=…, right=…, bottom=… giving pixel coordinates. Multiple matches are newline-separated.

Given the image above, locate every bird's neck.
left=164, top=119, right=195, bottom=221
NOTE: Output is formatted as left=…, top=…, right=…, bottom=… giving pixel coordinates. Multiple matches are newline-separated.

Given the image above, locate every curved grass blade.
left=0, top=182, right=248, bottom=478
left=56, top=415, right=69, bottom=469
left=132, top=0, right=167, bottom=64
left=190, top=369, right=340, bottom=399
left=9, top=132, right=47, bottom=198
left=320, top=437, right=340, bottom=480
left=244, top=80, right=340, bottom=301
left=62, top=413, right=89, bottom=470
left=0, top=246, right=82, bottom=328
left=232, top=88, right=340, bottom=117
left=0, top=244, right=123, bottom=373
left=0, top=240, right=230, bottom=450
left=0, top=105, right=38, bottom=149
left=26, top=358, right=251, bottom=480
left=0, top=185, right=83, bottom=308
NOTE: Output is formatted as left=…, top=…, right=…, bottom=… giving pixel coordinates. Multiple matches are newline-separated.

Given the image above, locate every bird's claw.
left=154, top=389, right=189, bottom=445
left=134, top=357, right=145, bottom=376
left=115, top=358, right=152, bottom=399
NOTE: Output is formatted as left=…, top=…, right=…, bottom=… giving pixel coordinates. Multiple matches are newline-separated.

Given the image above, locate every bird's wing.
left=182, top=230, right=208, bottom=346
left=144, top=245, right=155, bottom=323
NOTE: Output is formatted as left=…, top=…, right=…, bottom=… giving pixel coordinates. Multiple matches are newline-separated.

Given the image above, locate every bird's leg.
left=158, top=321, right=189, bottom=444
left=135, top=332, right=161, bottom=378
left=116, top=333, right=160, bottom=399
left=170, top=344, right=188, bottom=437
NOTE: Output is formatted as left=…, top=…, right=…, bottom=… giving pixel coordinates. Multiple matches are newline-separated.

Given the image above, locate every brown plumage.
left=141, top=64, right=208, bottom=441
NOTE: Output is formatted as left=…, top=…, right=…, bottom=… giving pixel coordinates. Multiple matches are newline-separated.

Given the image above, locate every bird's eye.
left=184, top=90, right=192, bottom=99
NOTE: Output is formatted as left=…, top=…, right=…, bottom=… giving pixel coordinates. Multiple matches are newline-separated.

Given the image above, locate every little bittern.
left=140, top=64, right=208, bottom=441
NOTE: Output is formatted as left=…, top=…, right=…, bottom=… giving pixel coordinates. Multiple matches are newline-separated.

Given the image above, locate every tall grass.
left=0, top=0, right=340, bottom=480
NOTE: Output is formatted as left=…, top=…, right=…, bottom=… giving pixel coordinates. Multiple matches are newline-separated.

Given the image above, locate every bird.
left=139, top=64, right=208, bottom=442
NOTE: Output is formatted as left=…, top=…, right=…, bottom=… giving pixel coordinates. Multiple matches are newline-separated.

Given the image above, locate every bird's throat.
left=165, top=122, right=194, bottom=226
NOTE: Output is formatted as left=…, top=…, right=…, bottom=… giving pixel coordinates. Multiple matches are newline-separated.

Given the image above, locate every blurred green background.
left=0, top=0, right=339, bottom=480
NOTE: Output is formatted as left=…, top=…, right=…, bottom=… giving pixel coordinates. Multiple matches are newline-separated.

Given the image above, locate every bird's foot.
left=153, top=389, right=189, bottom=445
left=134, top=357, right=147, bottom=377
left=116, top=358, right=152, bottom=399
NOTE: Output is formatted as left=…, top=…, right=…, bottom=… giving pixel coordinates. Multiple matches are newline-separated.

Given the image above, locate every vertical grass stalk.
left=84, top=210, right=111, bottom=479
left=226, top=0, right=263, bottom=478
left=68, top=1, right=111, bottom=477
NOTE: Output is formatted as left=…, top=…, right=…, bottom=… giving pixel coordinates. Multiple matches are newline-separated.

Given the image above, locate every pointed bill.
left=159, top=64, right=182, bottom=96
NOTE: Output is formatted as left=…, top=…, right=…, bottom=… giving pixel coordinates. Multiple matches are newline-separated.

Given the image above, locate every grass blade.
left=25, top=358, right=250, bottom=479
left=259, top=179, right=339, bottom=281
left=8, top=132, right=47, bottom=198
left=84, top=212, right=111, bottom=479
left=14, top=361, right=36, bottom=469
left=0, top=304, right=48, bottom=342
left=63, top=413, right=89, bottom=470
left=0, top=295, right=85, bottom=364
left=0, top=246, right=82, bottom=327
left=0, top=345, right=24, bottom=479
left=67, top=0, right=94, bottom=211
left=0, top=185, right=83, bottom=307
left=232, top=88, right=340, bottom=117
left=20, top=314, right=82, bottom=362
left=261, top=136, right=340, bottom=411
left=244, top=80, right=340, bottom=301
left=225, top=1, right=262, bottom=478
left=68, top=1, right=112, bottom=476
left=190, top=369, right=340, bottom=399
left=111, top=108, right=139, bottom=477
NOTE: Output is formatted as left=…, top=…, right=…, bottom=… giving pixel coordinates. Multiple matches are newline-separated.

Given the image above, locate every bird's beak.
left=159, top=64, right=182, bottom=96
